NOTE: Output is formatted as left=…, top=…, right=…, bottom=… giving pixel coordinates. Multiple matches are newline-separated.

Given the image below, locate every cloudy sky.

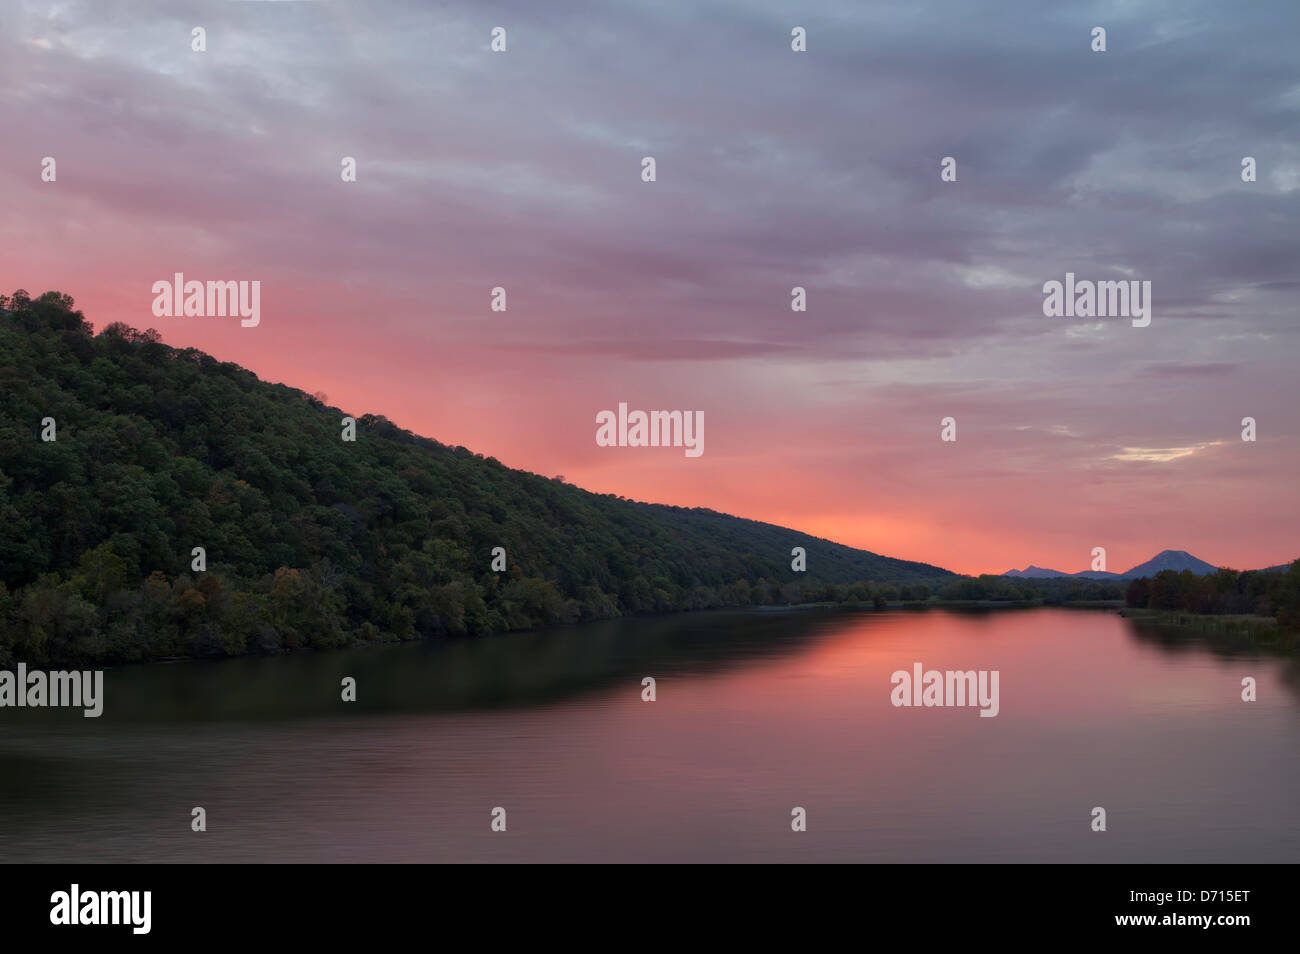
left=2, top=0, right=1297, bottom=574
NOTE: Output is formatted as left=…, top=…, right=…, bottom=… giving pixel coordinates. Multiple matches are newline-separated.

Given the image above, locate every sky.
left=2, top=0, right=1297, bottom=576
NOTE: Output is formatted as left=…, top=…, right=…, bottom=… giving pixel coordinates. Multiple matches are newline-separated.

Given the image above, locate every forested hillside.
left=0, top=290, right=953, bottom=665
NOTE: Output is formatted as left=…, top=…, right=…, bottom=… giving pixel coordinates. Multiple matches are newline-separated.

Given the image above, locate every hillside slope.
left=0, top=290, right=951, bottom=664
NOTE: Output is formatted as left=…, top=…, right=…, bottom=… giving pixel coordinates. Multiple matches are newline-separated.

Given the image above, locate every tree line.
left=2, top=290, right=1293, bottom=667
left=1125, top=565, right=1300, bottom=627
left=1, top=290, right=951, bottom=666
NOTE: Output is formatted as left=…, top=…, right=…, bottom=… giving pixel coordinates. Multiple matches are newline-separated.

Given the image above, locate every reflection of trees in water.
left=87, top=608, right=855, bottom=724
left=1124, top=617, right=1300, bottom=702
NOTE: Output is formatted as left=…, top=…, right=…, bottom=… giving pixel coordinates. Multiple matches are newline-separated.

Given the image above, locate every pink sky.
left=3, top=0, right=1297, bottom=576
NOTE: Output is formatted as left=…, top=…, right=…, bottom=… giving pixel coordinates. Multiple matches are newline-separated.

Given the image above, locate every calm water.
left=2, top=607, right=1297, bottom=862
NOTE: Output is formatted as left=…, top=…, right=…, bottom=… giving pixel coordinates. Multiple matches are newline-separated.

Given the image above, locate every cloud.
left=1, top=0, right=1297, bottom=574
left=1109, top=443, right=1222, bottom=463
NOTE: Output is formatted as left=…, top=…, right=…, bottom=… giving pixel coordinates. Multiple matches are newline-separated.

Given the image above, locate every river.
left=1, top=606, right=1296, bottom=862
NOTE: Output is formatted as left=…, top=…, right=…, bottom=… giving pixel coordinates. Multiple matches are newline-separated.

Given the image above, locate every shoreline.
left=9, top=599, right=1295, bottom=672
left=3, top=598, right=1132, bottom=671
left=1119, top=607, right=1297, bottom=653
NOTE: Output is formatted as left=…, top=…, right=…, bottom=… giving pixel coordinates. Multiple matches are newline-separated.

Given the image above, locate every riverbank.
left=1119, top=607, right=1297, bottom=653
left=5, top=597, right=1133, bottom=670
left=760, top=598, right=1124, bottom=611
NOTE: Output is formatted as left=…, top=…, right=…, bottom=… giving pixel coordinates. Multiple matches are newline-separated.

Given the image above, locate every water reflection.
left=0, top=607, right=1296, bottom=862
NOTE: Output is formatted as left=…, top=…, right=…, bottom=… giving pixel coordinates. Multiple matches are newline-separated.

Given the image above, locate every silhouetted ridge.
left=0, top=290, right=951, bottom=665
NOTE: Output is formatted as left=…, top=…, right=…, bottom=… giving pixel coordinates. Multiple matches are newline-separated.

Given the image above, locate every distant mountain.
left=1003, top=550, right=1223, bottom=580
left=1122, top=549, right=1218, bottom=578
left=1004, top=565, right=1069, bottom=579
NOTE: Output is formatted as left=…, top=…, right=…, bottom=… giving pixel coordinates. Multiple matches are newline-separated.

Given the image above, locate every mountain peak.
left=1004, top=565, right=1070, bottom=578
left=1122, top=550, right=1218, bottom=578
left=1001, top=550, right=1223, bottom=580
